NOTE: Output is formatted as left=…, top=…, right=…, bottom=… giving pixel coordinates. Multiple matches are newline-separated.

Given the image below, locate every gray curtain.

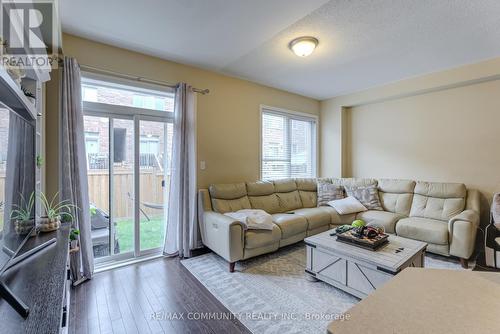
left=163, top=83, right=200, bottom=258
left=60, top=57, right=94, bottom=284
left=3, top=110, right=35, bottom=250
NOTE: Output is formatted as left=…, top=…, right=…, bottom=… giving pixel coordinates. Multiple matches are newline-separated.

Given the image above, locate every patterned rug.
left=181, top=242, right=465, bottom=334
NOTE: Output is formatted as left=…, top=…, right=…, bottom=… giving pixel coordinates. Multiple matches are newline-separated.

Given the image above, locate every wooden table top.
left=305, top=229, right=427, bottom=272
left=327, top=268, right=500, bottom=334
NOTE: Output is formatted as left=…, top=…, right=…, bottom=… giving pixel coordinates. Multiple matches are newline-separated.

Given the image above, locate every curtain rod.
left=79, top=64, right=210, bottom=95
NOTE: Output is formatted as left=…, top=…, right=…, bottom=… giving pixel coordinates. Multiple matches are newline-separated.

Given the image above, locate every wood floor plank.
left=70, top=253, right=251, bottom=334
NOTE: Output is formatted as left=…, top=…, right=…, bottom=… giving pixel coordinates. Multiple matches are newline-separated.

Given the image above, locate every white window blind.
left=261, top=108, right=316, bottom=180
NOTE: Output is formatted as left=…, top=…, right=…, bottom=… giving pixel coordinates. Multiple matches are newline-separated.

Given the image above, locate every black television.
left=0, top=103, right=53, bottom=318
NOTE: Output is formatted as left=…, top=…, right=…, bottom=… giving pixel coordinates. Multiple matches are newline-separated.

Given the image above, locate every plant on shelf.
left=38, top=192, right=78, bottom=233
left=10, top=192, right=35, bottom=235
left=69, top=228, right=80, bottom=250
left=36, top=154, right=44, bottom=168
left=21, top=86, right=36, bottom=105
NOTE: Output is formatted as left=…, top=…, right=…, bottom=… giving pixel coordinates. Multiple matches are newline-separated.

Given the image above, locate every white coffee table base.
left=305, top=231, right=427, bottom=299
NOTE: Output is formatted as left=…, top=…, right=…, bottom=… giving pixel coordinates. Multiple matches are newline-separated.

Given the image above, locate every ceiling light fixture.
left=289, top=36, right=319, bottom=57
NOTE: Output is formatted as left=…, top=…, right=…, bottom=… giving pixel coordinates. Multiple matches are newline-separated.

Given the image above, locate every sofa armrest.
left=465, top=189, right=481, bottom=214
left=201, top=211, right=245, bottom=263
left=448, top=210, right=480, bottom=259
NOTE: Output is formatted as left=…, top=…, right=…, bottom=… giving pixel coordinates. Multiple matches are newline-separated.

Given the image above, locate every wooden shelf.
left=0, top=65, right=37, bottom=120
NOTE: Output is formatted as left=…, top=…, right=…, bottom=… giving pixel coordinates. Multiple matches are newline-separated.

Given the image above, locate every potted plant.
left=21, top=86, right=36, bottom=106
left=69, top=228, right=80, bottom=252
left=38, top=192, right=77, bottom=232
left=36, top=154, right=44, bottom=168
left=10, top=192, right=35, bottom=235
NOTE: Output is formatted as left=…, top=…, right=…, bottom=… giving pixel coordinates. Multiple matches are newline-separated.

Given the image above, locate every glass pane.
left=262, top=113, right=289, bottom=179
left=82, top=77, right=174, bottom=112
left=139, top=120, right=172, bottom=251
left=290, top=119, right=314, bottom=178
left=84, top=116, right=111, bottom=258
left=112, top=119, right=135, bottom=255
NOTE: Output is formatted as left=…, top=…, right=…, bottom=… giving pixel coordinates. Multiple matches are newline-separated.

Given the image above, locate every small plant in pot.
left=38, top=192, right=77, bottom=232
left=69, top=228, right=80, bottom=251
left=10, top=192, right=35, bottom=235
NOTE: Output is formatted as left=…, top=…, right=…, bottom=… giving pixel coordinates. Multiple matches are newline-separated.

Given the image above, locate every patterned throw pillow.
left=317, top=182, right=344, bottom=206
left=345, top=185, right=383, bottom=210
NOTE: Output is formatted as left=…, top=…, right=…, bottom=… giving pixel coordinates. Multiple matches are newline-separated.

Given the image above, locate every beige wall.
left=320, top=57, right=500, bottom=223
left=347, top=79, right=500, bottom=193
left=46, top=33, right=319, bottom=192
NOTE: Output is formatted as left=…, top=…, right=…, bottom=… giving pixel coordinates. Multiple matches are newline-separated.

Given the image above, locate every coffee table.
left=304, top=229, right=427, bottom=298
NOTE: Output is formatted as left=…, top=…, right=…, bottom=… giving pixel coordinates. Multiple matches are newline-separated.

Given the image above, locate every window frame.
left=259, top=105, right=319, bottom=180
left=81, top=71, right=175, bottom=121
left=80, top=71, right=175, bottom=265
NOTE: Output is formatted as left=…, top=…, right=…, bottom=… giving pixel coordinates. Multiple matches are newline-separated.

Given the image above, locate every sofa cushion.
left=356, top=210, right=404, bottom=234
left=328, top=196, right=367, bottom=215
left=296, top=178, right=317, bottom=208
left=209, top=183, right=252, bottom=213
left=273, top=179, right=297, bottom=192
left=345, top=185, right=383, bottom=210
left=338, top=178, right=378, bottom=188
left=410, top=195, right=465, bottom=222
left=276, top=191, right=303, bottom=211
left=396, top=217, right=449, bottom=245
left=296, top=178, right=317, bottom=192
left=248, top=194, right=282, bottom=214
left=377, top=179, right=415, bottom=216
left=379, top=193, right=413, bottom=216
left=246, top=181, right=275, bottom=196
left=211, top=197, right=252, bottom=214
left=290, top=208, right=331, bottom=230
left=316, top=206, right=355, bottom=225
left=209, top=182, right=247, bottom=199
left=414, top=181, right=466, bottom=198
left=299, top=191, right=317, bottom=208
left=378, top=179, right=416, bottom=194
left=244, top=224, right=281, bottom=249
left=272, top=214, right=308, bottom=239
left=317, top=182, right=344, bottom=206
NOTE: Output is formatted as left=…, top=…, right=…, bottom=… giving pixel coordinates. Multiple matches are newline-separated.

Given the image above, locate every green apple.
left=351, top=219, right=366, bottom=228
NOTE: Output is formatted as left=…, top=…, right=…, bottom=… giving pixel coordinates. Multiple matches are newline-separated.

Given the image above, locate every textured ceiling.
left=61, top=0, right=500, bottom=100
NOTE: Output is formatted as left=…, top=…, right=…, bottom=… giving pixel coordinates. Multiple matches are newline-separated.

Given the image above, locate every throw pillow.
left=317, top=182, right=344, bottom=206
left=345, top=185, right=383, bottom=210
left=327, top=196, right=367, bottom=215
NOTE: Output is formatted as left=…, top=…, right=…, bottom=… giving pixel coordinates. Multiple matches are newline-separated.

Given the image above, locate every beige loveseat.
left=198, top=178, right=480, bottom=271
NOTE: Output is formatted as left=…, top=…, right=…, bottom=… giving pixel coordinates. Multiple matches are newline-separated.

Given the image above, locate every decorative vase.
left=14, top=219, right=35, bottom=235
left=26, top=96, right=36, bottom=106
left=38, top=215, right=61, bottom=232
left=5, top=62, right=26, bottom=88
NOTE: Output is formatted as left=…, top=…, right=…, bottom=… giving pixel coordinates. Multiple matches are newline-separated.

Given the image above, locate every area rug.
left=181, top=243, right=464, bottom=334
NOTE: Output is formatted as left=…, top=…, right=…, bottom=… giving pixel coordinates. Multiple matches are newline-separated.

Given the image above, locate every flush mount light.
left=289, top=36, right=319, bottom=57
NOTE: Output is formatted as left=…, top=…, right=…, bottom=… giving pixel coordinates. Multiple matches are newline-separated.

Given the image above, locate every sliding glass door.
left=81, top=73, right=175, bottom=266
left=84, top=115, right=172, bottom=263
left=138, top=120, right=172, bottom=253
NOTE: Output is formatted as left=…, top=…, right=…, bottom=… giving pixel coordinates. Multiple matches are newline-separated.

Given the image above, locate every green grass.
left=115, top=215, right=165, bottom=252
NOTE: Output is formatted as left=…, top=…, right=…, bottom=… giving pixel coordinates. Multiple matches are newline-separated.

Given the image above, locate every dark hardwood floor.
left=69, top=253, right=251, bottom=334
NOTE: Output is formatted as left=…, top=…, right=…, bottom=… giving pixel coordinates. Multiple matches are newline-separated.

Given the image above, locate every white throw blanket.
left=224, top=209, right=275, bottom=230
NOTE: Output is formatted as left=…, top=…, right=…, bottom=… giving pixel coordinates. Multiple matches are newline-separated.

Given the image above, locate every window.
left=84, top=131, right=100, bottom=154
left=82, top=77, right=174, bottom=112
left=261, top=107, right=317, bottom=180
left=81, top=72, right=174, bottom=265
left=140, top=135, right=159, bottom=155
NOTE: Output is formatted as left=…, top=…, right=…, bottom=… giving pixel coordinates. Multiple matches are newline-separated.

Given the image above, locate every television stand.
left=0, top=237, right=56, bottom=318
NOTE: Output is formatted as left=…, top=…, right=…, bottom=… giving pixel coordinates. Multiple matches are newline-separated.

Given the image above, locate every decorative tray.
left=336, top=229, right=389, bottom=251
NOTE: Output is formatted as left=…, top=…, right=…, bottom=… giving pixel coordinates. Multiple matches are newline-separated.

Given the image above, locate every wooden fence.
left=88, top=168, right=170, bottom=219
left=0, top=169, right=168, bottom=220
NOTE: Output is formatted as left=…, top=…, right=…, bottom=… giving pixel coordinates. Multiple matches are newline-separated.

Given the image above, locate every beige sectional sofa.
left=198, top=178, right=480, bottom=272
